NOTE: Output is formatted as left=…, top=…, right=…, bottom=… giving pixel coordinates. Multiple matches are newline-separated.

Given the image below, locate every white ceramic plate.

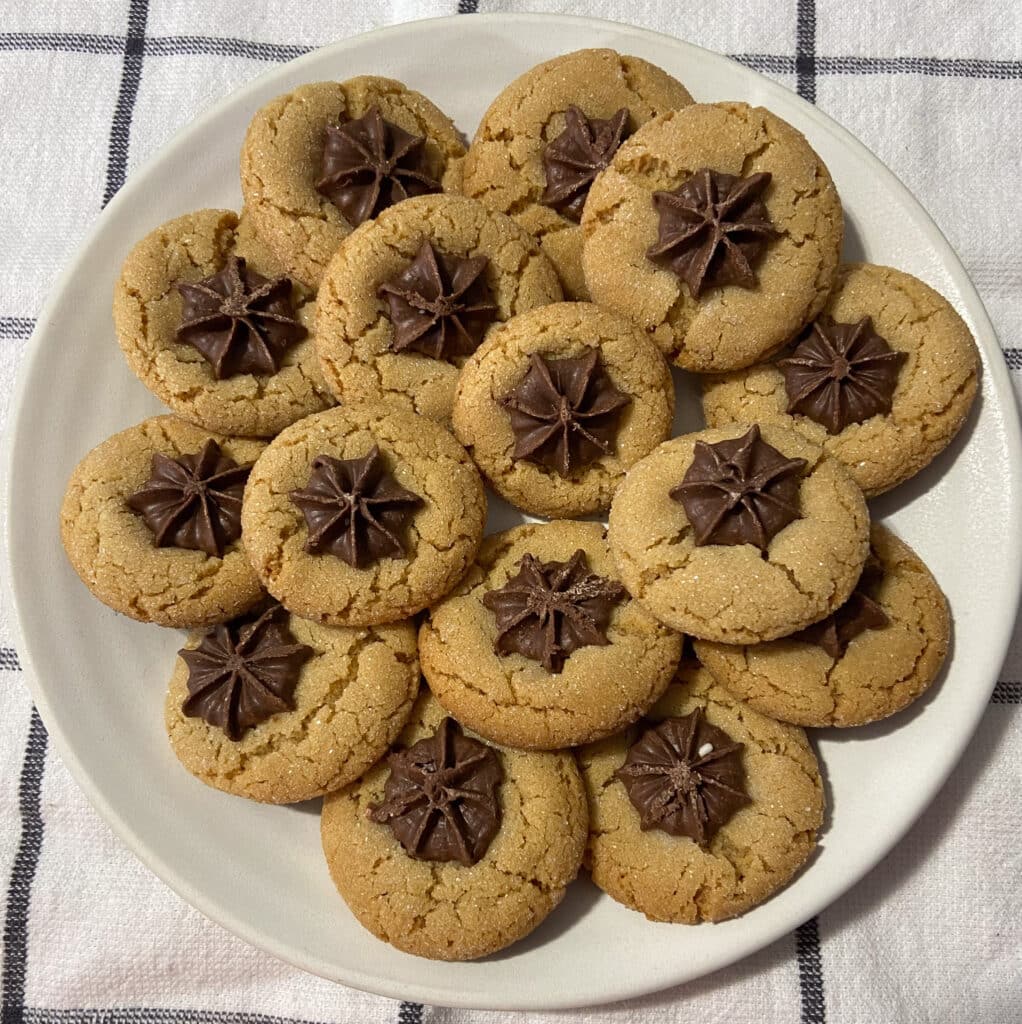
left=4, top=13, right=1020, bottom=1011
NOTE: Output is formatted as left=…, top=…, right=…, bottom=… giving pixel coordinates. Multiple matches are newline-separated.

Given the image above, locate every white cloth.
left=1, top=1, right=1020, bottom=1022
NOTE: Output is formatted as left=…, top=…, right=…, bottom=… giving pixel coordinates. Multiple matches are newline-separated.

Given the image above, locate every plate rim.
left=4, top=11, right=1021, bottom=1010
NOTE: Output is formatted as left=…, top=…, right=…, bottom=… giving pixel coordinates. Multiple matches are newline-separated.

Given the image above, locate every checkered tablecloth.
left=1, top=1, right=1020, bottom=1022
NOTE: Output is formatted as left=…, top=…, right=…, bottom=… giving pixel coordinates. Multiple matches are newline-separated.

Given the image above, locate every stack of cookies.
left=60, top=47, right=977, bottom=961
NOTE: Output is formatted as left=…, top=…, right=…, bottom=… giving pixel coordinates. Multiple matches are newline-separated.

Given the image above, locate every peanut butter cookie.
left=166, top=602, right=419, bottom=803
left=701, top=263, right=980, bottom=495
left=60, top=415, right=265, bottom=628
left=452, top=302, right=674, bottom=517
left=241, top=403, right=486, bottom=627
left=419, top=521, right=683, bottom=749
left=582, top=103, right=843, bottom=372
left=462, top=48, right=694, bottom=298
left=580, top=654, right=824, bottom=923
left=696, top=524, right=949, bottom=727
left=240, top=79, right=465, bottom=290
left=608, top=422, right=870, bottom=643
left=314, top=193, right=563, bottom=422
left=114, top=208, right=333, bottom=438
left=320, top=690, right=587, bottom=960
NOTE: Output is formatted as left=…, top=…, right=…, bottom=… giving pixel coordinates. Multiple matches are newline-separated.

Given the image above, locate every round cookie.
left=241, top=403, right=486, bottom=627
left=113, top=208, right=333, bottom=438
left=461, top=48, right=694, bottom=299
left=695, top=524, right=949, bottom=727
left=701, top=263, right=980, bottom=496
left=582, top=103, right=843, bottom=372
left=240, top=79, right=466, bottom=290
left=314, top=193, right=563, bottom=422
left=320, top=690, right=587, bottom=960
left=166, top=606, right=419, bottom=803
left=60, top=415, right=265, bottom=628
left=579, top=655, right=824, bottom=923
left=419, top=521, right=683, bottom=749
left=608, top=421, right=870, bottom=643
left=452, top=302, right=674, bottom=517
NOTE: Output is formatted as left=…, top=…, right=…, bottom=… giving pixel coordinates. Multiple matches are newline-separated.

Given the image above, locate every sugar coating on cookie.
left=419, top=521, right=683, bottom=749
left=60, top=415, right=265, bottom=628
left=579, top=658, right=824, bottom=923
left=113, top=208, right=333, bottom=438
left=241, top=403, right=486, bottom=627
left=166, top=612, right=419, bottom=803
left=581, top=103, right=843, bottom=372
left=696, top=524, right=949, bottom=727
left=608, top=422, right=870, bottom=643
left=320, top=691, right=587, bottom=961
left=452, top=302, right=674, bottom=517
left=240, top=79, right=466, bottom=289
left=314, top=193, right=563, bottom=422
left=701, top=263, right=980, bottom=496
left=462, top=48, right=694, bottom=299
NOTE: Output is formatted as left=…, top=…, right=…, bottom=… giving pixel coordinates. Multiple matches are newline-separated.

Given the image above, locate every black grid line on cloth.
left=102, top=0, right=149, bottom=208
left=992, top=681, right=1022, bottom=704
left=795, top=0, right=816, bottom=102
left=0, top=318, right=34, bottom=340
left=0, top=648, right=22, bottom=671
left=731, top=53, right=797, bottom=74
left=0, top=32, right=1019, bottom=80
left=1002, top=348, right=1022, bottom=371
left=791, top=5, right=825, bottom=1022
left=816, top=55, right=1022, bottom=79
left=396, top=1002, right=423, bottom=1024
left=1, top=710, right=49, bottom=1024
left=0, top=32, right=124, bottom=54
left=145, top=36, right=312, bottom=61
left=795, top=917, right=826, bottom=1023
left=458, top=0, right=479, bottom=13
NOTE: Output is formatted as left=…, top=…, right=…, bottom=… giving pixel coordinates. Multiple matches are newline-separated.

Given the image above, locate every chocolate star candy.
left=778, top=316, right=908, bottom=435
left=316, top=105, right=441, bottom=226
left=175, top=256, right=306, bottom=380
left=647, top=168, right=778, bottom=299
left=541, top=105, right=631, bottom=222
left=501, top=350, right=631, bottom=477
left=482, top=549, right=626, bottom=673
left=378, top=240, right=498, bottom=360
left=670, top=425, right=806, bottom=550
left=616, top=708, right=750, bottom=844
left=180, top=603, right=313, bottom=741
left=368, top=717, right=503, bottom=866
left=125, top=439, right=252, bottom=558
left=289, top=446, right=423, bottom=569
left=792, top=553, right=889, bottom=657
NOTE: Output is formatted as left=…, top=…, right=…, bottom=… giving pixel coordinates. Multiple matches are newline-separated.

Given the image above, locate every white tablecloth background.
left=1, top=2, right=1020, bottom=1022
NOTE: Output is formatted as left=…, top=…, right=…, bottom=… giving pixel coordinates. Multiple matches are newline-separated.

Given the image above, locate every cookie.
left=461, top=48, right=694, bottom=299
left=579, top=655, right=824, bottom=923
left=419, top=521, right=683, bottom=749
left=241, top=403, right=486, bottom=627
left=113, top=208, right=333, bottom=438
left=320, top=690, right=587, bottom=960
left=701, top=263, right=980, bottom=495
left=581, top=103, right=843, bottom=372
left=314, top=193, right=563, bottom=422
left=240, top=79, right=466, bottom=290
left=60, top=415, right=265, bottom=628
left=452, top=302, right=674, bottom=517
left=695, top=524, right=949, bottom=727
left=607, top=422, right=870, bottom=643
left=166, top=603, right=419, bottom=803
